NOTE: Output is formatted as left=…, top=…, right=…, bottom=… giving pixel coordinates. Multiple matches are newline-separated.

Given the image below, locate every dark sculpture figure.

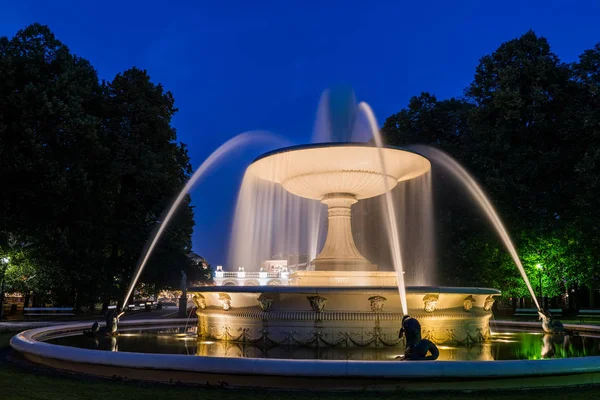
left=83, top=322, right=100, bottom=337
left=541, top=333, right=574, bottom=359
left=397, top=315, right=439, bottom=361
left=83, top=309, right=125, bottom=337
left=105, top=309, right=124, bottom=335
left=404, top=339, right=440, bottom=361
left=110, top=336, right=118, bottom=352
left=538, top=309, right=565, bottom=334
left=541, top=334, right=556, bottom=358
left=399, top=315, right=421, bottom=347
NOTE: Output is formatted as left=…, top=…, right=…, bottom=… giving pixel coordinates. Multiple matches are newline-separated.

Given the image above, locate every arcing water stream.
left=122, top=88, right=538, bottom=317
left=356, top=101, right=409, bottom=315
left=122, top=131, right=284, bottom=310
left=410, top=145, right=541, bottom=311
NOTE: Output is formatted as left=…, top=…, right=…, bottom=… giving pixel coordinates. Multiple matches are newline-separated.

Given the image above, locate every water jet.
left=11, top=91, right=584, bottom=391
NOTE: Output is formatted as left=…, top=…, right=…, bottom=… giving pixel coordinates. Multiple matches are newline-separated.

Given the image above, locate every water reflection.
left=45, top=327, right=600, bottom=361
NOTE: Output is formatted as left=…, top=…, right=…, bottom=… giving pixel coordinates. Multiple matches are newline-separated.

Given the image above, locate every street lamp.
left=0, top=257, right=9, bottom=320
left=536, top=263, right=543, bottom=309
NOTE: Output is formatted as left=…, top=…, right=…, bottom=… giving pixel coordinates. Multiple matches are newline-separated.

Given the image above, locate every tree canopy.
left=382, top=31, right=600, bottom=301
left=0, top=24, right=196, bottom=309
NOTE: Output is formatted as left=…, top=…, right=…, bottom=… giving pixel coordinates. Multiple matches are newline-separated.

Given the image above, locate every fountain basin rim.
left=187, top=285, right=501, bottom=295
left=250, top=142, right=429, bottom=164
left=10, top=319, right=600, bottom=386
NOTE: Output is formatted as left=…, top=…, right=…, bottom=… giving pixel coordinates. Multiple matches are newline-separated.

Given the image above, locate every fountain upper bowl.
left=247, top=143, right=431, bottom=200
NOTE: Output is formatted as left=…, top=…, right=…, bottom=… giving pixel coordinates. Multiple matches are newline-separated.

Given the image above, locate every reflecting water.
left=46, top=327, right=600, bottom=361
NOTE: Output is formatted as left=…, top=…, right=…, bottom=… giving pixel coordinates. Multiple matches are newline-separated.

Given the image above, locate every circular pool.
left=10, top=319, right=600, bottom=390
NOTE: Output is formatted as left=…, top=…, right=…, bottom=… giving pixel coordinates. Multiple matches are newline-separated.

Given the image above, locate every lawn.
left=0, top=333, right=598, bottom=400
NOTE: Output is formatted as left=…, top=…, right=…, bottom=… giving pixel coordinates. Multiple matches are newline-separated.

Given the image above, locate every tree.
left=571, top=44, right=600, bottom=252
left=381, top=32, right=600, bottom=300
left=99, top=68, right=195, bottom=301
left=0, top=23, right=106, bottom=307
left=465, top=31, right=582, bottom=227
left=0, top=24, right=195, bottom=309
left=383, top=93, right=473, bottom=154
left=382, top=93, right=482, bottom=286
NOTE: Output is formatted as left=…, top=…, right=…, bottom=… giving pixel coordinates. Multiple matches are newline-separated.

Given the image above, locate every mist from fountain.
left=352, top=175, right=435, bottom=286
left=228, top=90, right=434, bottom=315
left=355, top=101, right=408, bottom=314
left=351, top=100, right=435, bottom=286
left=398, top=174, right=435, bottom=285
left=409, top=145, right=540, bottom=311
left=122, top=131, right=284, bottom=310
left=227, top=92, right=436, bottom=315
left=228, top=175, right=318, bottom=270
left=228, top=90, right=360, bottom=270
left=307, top=90, right=333, bottom=260
left=229, top=89, right=363, bottom=270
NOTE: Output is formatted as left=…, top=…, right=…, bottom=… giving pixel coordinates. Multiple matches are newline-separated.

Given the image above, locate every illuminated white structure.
left=247, top=144, right=430, bottom=271
left=262, top=259, right=288, bottom=273
left=190, top=143, right=500, bottom=346
left=213, top=266, right=289, bottom=287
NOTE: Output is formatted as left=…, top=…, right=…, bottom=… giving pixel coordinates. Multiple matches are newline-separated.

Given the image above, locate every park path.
left=0, top=309, right=182, bottom=333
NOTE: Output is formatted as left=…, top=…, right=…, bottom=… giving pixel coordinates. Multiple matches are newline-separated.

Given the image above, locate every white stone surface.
left=10, top=319, right=600, bottom=389
left=247, top=144, right=431, bottom=201
left=247, top=144, right=430, bottom=271
left=190, top=286, right=499, bottom=345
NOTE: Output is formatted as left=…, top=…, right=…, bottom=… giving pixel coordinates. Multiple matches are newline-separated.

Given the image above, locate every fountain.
left=188, top=142, right=499, bottom=346
left=10, top=91, right=599, bottom=391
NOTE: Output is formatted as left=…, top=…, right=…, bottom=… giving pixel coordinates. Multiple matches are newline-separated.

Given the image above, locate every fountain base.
left=189, top=285, right=499, bottom=346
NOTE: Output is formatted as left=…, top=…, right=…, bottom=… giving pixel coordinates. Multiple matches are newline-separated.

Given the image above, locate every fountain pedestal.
left=312, top=194, right=372, bottom=271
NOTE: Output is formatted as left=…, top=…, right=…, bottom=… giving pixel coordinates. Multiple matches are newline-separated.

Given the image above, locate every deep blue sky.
left=2, top=1, right=600, bottom=267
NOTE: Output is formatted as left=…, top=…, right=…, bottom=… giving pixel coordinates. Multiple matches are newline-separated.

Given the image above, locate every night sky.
left=2, top=1, right=600, bottom=267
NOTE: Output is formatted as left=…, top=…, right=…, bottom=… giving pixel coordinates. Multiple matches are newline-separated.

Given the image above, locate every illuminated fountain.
left=16, top=90, right=592, bottom=391
left=248, top=143, right=429, bottom=273
left=189, top=142, right=500, bottom=346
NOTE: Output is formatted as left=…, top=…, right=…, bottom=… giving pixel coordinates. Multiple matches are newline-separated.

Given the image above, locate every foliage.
left=382, top=31, right=600, bottom=298
left=0, top=24, right=196, bottom=308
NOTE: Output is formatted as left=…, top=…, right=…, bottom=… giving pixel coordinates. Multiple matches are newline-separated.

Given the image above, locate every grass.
left=1, top=333, right=600, bottom=400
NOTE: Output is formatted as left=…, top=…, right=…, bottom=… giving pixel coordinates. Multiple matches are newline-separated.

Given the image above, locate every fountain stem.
left=312, top=193, right=372, bottom=271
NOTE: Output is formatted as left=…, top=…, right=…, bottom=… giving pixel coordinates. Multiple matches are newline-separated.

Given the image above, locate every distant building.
left=213, top=265, right=289, bottom=286
left=269, top=253, right=310, bottom=273
left=262, top=259, right=288, bottom=273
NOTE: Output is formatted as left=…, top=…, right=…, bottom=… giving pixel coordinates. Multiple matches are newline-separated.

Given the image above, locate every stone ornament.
left=192, top=294, right=206, bottom=310
left=307, top=295, right=327, bottom=313
left=423, top=294, right=439, bottom=313
left=463, top=295, right=475, bottom=312
left=218, top=293, right=232, bottom=311
left=368, top=295, right=387, bottom=312
left=483, top=295, right=495, bottom=311
left=257, top=293, right=274, bottom=312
